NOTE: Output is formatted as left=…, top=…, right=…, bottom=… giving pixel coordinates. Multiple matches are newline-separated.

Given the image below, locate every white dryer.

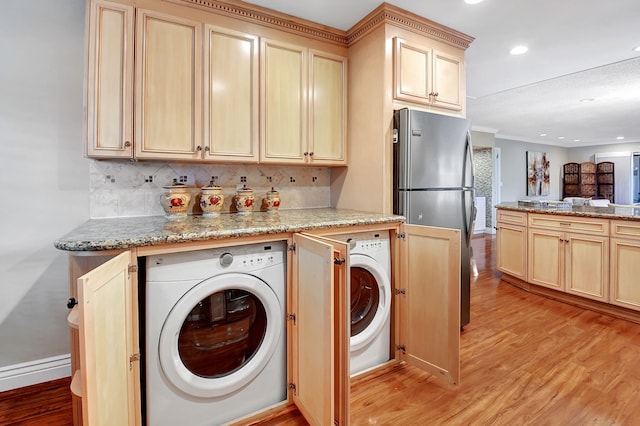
left=145, top=241, right=287, bottom=426
left=329, top=231, right=392, bottom=375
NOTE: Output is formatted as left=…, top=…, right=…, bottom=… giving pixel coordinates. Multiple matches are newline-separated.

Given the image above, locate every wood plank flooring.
left=3, top=234, right=640, bottom=425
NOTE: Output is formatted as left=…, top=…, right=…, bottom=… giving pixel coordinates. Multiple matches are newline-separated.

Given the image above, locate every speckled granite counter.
left=54, top=208, right=405, bottom=251
left=496, top=202, right=640, bottom=221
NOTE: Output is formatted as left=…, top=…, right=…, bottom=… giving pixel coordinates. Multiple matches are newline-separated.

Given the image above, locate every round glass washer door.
left=159, top=272, right=283, bottom=398
left=349, top=254, right=391, bottom=351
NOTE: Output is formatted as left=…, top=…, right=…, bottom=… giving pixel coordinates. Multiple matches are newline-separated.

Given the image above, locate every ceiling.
left=242, top=0, right=640, bottom=147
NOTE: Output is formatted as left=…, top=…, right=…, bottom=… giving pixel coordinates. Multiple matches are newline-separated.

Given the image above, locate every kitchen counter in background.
left=54, top=208, right=405, bottom=251
left=496, top=202, right=640, bottom=221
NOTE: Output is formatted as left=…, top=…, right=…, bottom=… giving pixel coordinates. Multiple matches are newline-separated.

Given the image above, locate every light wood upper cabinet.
left=393, top=37, right=464, bottom=112
left=397, top=224, right=461, bottom=385
left=86, top=0, right=134, bottom=158
left=203, top=26, right=259, bottom=163
left=308, top=50, right=347, bottom=165
left=260, top=39, right=307, bottom=164
left=76, top=251, right=140, bottom=426
left=135, top=9, right=202, bottom=160
left=261, top=40, right=347, bottom=165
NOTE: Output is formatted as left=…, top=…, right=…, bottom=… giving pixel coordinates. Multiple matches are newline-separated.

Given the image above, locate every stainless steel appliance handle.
left=464, top=131, right=475, bottom=189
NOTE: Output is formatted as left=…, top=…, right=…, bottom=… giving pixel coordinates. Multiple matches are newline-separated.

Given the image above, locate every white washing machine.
left=329, top=231, right=392, bottom=375
left=145, top=241, right=287, bottom=426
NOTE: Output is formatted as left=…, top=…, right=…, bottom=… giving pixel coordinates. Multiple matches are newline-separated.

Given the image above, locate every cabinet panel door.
left=308, top=50, right=347, bottom=165
left=399, top=224, right=460, bottom=384
left=261, top=39, right=306, bottom=164
left=86, top=0, right=134, bottom=158
left=528, top=228, right=564, bottom=290
left=135, top=10, right=202, bottom=160
left=432, top=50, right=463, bottom=111
left=292, top=234, right=348, bottom=425
left=610, top=238, right=640, bottom=310
left=565, top=233, right=609, bottom=302
left=496, top=224, right=527, bottom=281
left=203, top=26, right=259, bottom=162
left=393, top=38, right=431, bottom=104
left=77, top=251, right=139, bottom=426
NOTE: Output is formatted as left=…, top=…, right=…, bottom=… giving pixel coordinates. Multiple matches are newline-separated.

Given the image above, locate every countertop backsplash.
left=89, top=160, right=331, bottom=218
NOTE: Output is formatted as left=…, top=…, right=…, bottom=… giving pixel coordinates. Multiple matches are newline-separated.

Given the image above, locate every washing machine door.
left=350, top=254, right=391, bottom=351
left=159, top=272, right=283, bottom=398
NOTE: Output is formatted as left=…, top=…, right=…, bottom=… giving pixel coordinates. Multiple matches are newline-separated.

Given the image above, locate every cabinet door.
left=308, top=50, right=347, bottom=165
left=398, top=224, right=460, bottom=385
left=77, top=251, right=140, bottom=426
left=565, top=233, right=609, bottom=302
left=393, top=37, right=432, bottom=105
left=432, top=50, right=463, bottom=111
left=610, top=238, right=640, bottom=310
left=135, top=10, right=202, bottom=160
left=261, top=39, right=307, bottom=164
left=496, top=223, right=527, bottom=281
left=86, top=0, right=134, bottom=158
left=292, top=234, right=348, bottom=426
left=203, top=26, right=259, bottom=163
left=528, top=228, right=564, bottom=290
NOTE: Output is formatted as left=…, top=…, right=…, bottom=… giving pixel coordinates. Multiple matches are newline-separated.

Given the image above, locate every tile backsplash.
left=89, top=160, right=331, bottom=218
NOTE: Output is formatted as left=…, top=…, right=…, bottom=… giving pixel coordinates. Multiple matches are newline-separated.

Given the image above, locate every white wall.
left=0, top=0, right=88, bottom=387
left=495, top=138, right=569, bottom=202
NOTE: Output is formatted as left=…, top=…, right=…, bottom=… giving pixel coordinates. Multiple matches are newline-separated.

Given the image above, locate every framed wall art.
left=527, top=151, right=550, bottom=196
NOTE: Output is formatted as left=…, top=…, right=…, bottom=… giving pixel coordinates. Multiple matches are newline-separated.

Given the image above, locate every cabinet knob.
left=124, top=141, right=131, bottom=148
left=434, top=92, right=439, bottom=97
left=204, top=146, right=210, bottom=152
left=303, top=152, right=309, bottom=156
left=67, top=297, right=78, bottom=309
left=196, top=146, right=203, bottom=151
left=309, top=152, right=314, bottom=157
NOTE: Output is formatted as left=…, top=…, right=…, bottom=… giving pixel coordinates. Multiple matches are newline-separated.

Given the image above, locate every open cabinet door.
left=398, top=224, right=461, bottom=384
left=292, top=234, right=349, bottom=426
left=77, top=251, right=140, bottom=426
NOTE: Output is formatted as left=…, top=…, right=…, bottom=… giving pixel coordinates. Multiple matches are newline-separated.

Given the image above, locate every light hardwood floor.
left=2, top=234, right=640, bottom=425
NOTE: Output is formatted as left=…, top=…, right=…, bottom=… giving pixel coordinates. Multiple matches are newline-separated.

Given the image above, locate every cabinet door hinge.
left=396, top=344, right=406, bottom=353
left=129, top=352, right=141, bottom=370
left=128, top=264, right=138, bottom=278
left=288, top=382, right=297, bottom=395
left=288, top=244, right=296, bottom=253
left=395, top=288, right=406, bottom=295
left=287, top=313, right=296, bottom=325
left=396, top=233, right=406, bottom=240
left=333, top=257, right=346, bottom=265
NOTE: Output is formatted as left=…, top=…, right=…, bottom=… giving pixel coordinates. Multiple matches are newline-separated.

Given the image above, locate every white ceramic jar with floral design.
left=262, top=187, right=281, bottom=212
left=234, top=186, right=255, bottom=214
left=160, top=183, right=191, bottom=219
left=200, top=185, right=224, bottom=217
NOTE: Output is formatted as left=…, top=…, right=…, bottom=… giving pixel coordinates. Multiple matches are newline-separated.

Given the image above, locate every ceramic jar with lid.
left=160, top=182, right=191, bottom=219
left=262, top=187, right=281, bottom=213
left=234, top=185, right=255, bottom=214
left=200, top=185, right=224, bottom=217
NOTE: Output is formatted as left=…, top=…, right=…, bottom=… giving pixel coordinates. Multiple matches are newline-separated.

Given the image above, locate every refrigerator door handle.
left=463, top=131, right=475, bottom=189
left=464, top=190, right=477, bottom=246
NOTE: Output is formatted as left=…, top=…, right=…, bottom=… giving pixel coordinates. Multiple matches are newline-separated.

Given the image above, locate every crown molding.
left=163, top=0, right=348, bottom=46
left=347, top=2, right=474, bottom=49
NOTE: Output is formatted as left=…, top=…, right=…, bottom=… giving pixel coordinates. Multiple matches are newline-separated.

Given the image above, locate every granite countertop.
left=496, top=202, right=640, bottom=221
left=54, top=208, right=405, bottom=251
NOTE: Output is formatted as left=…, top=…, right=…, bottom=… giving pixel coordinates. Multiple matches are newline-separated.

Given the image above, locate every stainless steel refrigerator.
left=393, top=108, right=476, bottom=327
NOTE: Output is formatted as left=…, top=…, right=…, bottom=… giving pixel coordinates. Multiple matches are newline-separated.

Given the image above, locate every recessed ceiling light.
left=558, top=136, right=565, bottom=140
left=580, top=98, right=595, bottom=103
left=617, top=136, right=625, bottom=140
left=573, top=139, right=581, bottom=142
left=510, top=45, right=529, bottom=55
left=540, top=133, right=547, bottom=137
left=464, top=0, right=484, bottom=4
left=633, top=45, right=640, bottom=52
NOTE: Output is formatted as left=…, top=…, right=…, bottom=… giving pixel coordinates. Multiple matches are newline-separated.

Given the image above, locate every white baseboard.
left=0, top=354, right=71, bottom=392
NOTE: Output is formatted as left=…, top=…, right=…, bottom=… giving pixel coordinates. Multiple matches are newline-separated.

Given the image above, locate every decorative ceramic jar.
left=200, top=185, right=224, bottom=217
left=262, top=187, right=281, bottom=213
left=160, top=183, right=191, bottom=219
left=234, top=186, right=255, bottom=214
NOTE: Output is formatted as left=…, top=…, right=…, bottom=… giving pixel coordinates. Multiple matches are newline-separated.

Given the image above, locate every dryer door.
left=350, top=254, right=391, bottom=351
left=159, top=272, right=283, bottom=397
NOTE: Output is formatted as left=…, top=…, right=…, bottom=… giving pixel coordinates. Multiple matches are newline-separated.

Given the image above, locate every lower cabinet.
left=66, top=223, right=461, bottom=425
left=496, top=210, right=528, bottom=281
left=610, top=220, right=640, bottom=311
